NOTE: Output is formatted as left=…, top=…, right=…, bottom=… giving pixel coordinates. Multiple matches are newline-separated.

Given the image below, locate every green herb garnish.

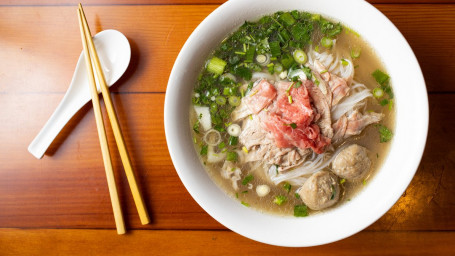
left=294, top=205, right=309, bottom=217
left=226, top=151, right=238, bottom=162
left=376, top=124, right=393, bottom=143
left=273, top=195, right=287, bottom=205
left=242, top=174, right=254, bottom=185
left=283, top=182, right=292, bottom=193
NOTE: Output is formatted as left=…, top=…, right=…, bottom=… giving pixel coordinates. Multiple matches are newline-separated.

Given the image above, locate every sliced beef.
left=332, top=110, right=384, bottom=141
left=305, top=81, right=333, bottom=139
left=243, top=79, right=277, bottom=114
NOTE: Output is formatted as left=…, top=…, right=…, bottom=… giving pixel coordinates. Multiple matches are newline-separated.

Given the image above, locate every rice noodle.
left=331, top=82, right=372, bottom=121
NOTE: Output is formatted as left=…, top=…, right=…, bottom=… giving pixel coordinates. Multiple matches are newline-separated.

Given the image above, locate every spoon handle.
left=28, top=85, right=89, bottom=159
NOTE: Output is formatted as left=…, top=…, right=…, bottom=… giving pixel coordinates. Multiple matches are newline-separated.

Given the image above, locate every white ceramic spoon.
left=28, top=29, right=131, bottom=159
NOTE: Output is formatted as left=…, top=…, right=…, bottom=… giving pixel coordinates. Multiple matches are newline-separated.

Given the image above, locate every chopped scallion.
left=372, top=87, right=384, bottom=99
left=273, top=195, right=287, bottom=205
left=207, top=57, right=226, bottom=75
left=228, top=96, right=241, bottom=106
left=293, top=49, right=308, bottom=64
left=226, top=151, right=238, bottom=161
left=241, top=201, right=250, bottom=207
left=215, top=96, right=226, bottom=105
left=350, top=47, right=361, bottom=59
left=321, top=37, right=333, bottom=48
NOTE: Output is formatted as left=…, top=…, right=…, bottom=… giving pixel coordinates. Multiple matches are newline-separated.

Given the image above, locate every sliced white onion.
left=256, top=185, right=271, bottom=197
left=331, top=83, right=372, bottom=121
left=227, top=124, right=241, bottom=137
left=203, top=129, right=221, bottom=146
left=288, top=69, right=307, bottom=80
left=193, top=106, right=211, bottom=131
left=279, top=71, right=288, bottom=80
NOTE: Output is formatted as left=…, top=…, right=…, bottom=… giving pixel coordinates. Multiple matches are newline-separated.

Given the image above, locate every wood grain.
left=0, top=229, right=454, bottom=256
left=0, top=93, right=453, bottom=231
left=2, top=0, right=455, bottom=6
left=1, top=5, right=454, bottom=94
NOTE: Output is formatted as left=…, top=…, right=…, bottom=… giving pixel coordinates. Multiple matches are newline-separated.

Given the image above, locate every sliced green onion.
left=207, top=57, right=227, bottom=75
left=215, top=96, right=226, bottom=105
left=273, top=195, right=287, bottom=205
left=279, top=12, right=296, bottom=26
left=269, top=41, right=281, bottom=57
left=321, top=37, right=333, bottom=48
left=311, top=14, right=321, bottom=21
left=228, top=136, right=238, bottom=146
left=241, top=201, right=250, bottom=207
left=341, top=59, right=349, bottom=66
left=274, top=63, right=283, bottom=73
left=293, top=49, right=308, bottom=64
left=350, top=47, right=361, bottom=59
left=245, top=46, right=256, bottom=62
left=234, top=51, right=246, bottom=55
left=372, top=87, right=384, bottom=99
left=228, top=96, right=241, bottom=106
left=372, top=69, right=390, bottom=85
left=256, top=54, right=270, bottom=66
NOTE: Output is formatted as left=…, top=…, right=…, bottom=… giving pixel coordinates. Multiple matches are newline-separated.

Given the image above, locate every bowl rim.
left=164, top=0, right=428, bottom=247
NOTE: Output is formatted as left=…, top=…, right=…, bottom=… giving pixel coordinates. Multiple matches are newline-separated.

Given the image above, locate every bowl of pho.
left=164, top=0, right=428, bottom=247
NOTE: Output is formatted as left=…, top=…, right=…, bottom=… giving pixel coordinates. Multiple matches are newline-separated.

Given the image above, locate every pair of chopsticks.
left=77, top=3, right=150, bottom=234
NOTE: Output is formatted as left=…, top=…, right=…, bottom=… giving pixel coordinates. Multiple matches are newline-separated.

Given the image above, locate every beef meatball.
left=298, top=171, right=340, bottom=210
left=332, top=144, right=371, bottom=180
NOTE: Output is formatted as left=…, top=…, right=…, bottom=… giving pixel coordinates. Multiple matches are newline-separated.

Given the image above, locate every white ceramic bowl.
left=164, top=0, right=428, bottom=247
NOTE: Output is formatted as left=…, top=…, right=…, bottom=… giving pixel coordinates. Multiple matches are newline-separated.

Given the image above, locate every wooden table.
left=1, top=0, right=454, bottom=255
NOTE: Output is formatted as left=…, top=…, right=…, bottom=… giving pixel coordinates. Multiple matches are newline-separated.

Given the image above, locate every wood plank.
left=1, top=5, right=454, bottom=94
left=2, top=0, right=455, bottom=6
left=0, top=93, right=453, bottom=231
left=0, top=229, right=454, bottom=255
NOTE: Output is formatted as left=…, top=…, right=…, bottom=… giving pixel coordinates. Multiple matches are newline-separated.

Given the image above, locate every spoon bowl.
left=28, top=29, right=131, bottom=159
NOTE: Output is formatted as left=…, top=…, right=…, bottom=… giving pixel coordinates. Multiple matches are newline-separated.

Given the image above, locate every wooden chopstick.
left=78, top=4, right=150, bottom=225
left=77, top=8, right=126, bottom=235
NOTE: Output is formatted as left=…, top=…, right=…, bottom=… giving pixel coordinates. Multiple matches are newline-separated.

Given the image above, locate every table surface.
left=1, top=0, right=454, bottom=255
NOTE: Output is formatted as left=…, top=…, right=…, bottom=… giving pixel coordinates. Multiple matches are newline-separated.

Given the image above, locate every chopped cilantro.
left=294, top=205, right=309, bottom=217
left=295, top=192, right=301, bottom=199
left=283, top=182, right=292, bottom=193
left=226, top=151, right=238, bottom=162
left=242, top=174, right=254, bottom=185
left=200, top=145, right=208, bottom=156
left=376, top=124, right=393, bottom=143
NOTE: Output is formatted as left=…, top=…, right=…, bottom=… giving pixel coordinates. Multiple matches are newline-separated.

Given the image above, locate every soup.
left=189, top=11, right=394, bottom=217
